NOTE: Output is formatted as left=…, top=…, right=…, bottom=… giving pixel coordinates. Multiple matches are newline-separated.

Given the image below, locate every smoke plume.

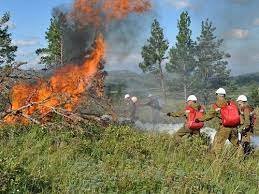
left=52, top=0, right=153, bottom=66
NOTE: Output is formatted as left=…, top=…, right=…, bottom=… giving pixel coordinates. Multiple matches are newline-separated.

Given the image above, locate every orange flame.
left=5, top=0, right=151, bottom=124
left=72, top=0, right=151, bottom=26
left=5, top=35, right=105, bottom=123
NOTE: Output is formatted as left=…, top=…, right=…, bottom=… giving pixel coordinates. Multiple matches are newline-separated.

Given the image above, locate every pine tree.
left=195, top=19, right=230, bottom=104
left=36, top=13, right=65, bottom=69
left=166, top=11, right=195, bottom=100
left=139, top=19, right=169, bottom=100
left=0, top=12, right=17, bottom=66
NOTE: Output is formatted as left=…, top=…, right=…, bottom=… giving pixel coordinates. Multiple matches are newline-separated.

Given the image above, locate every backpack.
left=214, top=101, right=240, bottom=127
left=186, top=106, right=205, bottom=130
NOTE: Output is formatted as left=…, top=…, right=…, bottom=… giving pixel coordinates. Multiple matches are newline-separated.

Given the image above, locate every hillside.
left=106, top=70, right=259, bottom=95
left=105, top=70, right=160, bottom=95
left=232, top=72, right=259, bottom=86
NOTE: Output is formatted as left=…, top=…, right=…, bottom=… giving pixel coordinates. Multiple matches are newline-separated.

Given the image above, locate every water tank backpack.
left=186, top=106, right=204, bottom=130
left=213, top=101, right=240, bottom=127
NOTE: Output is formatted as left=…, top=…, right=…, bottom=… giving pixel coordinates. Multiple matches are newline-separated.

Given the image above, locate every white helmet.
left=216, top=88, right=226, bottom=95
left=237, top=95, right=247, bottom=102
left=131, top=96, right=138, bottom=103
left=187, top=95, right=197, bottom=102
left=148, top=94, right=153, bottom=98
left=124, top=94, right=130, bottom=99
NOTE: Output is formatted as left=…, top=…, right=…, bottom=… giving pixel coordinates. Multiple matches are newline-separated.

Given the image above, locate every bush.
left=0, top=123, right=258, bottom=193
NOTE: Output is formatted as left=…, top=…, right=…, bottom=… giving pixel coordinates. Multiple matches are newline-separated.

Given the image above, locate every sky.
left=0, top=0, right=259, bottom=75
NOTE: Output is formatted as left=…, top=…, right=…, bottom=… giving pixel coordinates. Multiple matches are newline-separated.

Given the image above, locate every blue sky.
left=1, top=0, right=259, bottom=75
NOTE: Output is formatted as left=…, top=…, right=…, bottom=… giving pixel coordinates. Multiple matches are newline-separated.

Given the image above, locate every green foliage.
left=105, top=81, right=126, bottom=103
left=140, top=19, right=169, bottom=99
left=195, top=19, right=230, bottom=104
left=227, top=80, right=238, bottom=93
left=36, top=13, right=65, bottom=68
left=234, top=72, right=259, bottom=87
left=0, top=12, right=17, bottom=65
left=1, top=124, right=258, bottom=193
left=249, top=86, right=259, bottom=107
left=139, top=19, right=169, bottom=74
left=166, top=11, right=195, bottom=100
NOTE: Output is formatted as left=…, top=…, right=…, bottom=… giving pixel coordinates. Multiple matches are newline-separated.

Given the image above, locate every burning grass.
left=1, top=122, right=258, bottom=193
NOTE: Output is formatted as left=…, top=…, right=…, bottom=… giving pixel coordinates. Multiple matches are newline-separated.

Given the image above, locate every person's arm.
left=198, top=105, right=217, bottom=122
left=139, top=101, right=150, bottom=107
left=239, top=108, right=251, bottom=132
left=243, top=108, right=251, bottom=128
left=167, top=110, right=186, bottom=118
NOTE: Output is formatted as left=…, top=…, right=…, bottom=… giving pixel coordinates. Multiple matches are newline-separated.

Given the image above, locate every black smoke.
left=51, top=3, right=154, bottom=66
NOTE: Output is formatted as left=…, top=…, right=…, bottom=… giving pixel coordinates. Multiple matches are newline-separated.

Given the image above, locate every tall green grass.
left=1, top=123, right=258, bottom=193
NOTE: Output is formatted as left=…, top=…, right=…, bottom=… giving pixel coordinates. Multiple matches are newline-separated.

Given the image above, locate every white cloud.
left=20, top=55, right=43, bottom=70
left=166, top=0, right=192, bottom=9
left=13, top=38, right=40, bottom=47
left=253, top=18, right=259, bottom=25
left=228, top=28, right=249, bottom=39
left=16, top=50, right=34, bottom=57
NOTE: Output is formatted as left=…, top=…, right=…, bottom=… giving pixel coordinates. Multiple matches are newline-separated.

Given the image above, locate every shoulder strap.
left=185, top=106, right=195, bottom=112
left=200, top=105, right=205, bottom=112
left=213, top=103, right=221, bottom=112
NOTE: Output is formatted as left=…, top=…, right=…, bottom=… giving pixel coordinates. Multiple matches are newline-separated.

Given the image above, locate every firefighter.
left=123, top=94, right=132, bottom=117
left=124, top=94, right=131, bottom=104
left=197, top=88, right=241, bottom=156
left=237, top=95, right=256, bottom=156
left=143, top=94, right=162, bottom=128
left=167, top=95, right=205, bottom=140
left=129, top=96, right=138, bottom=122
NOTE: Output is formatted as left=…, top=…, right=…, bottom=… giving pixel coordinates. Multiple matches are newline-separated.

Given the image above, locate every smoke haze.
left=52, top=0, right=259, bottom=75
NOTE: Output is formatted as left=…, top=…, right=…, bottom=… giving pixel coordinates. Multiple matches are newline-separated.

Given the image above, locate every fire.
left=5, top=0, right=151, bottom=124
left=5, top=35, right=105, bottom=123
left=72, top=0, right=151, bottom=26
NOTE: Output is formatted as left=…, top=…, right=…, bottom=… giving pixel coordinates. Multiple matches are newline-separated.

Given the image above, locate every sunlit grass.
left=1, top=123, right=258, bottom=193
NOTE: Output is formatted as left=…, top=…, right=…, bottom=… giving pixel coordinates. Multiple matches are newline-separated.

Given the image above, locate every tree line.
left=0, top=11, right=258, bottom=107
left=139, top=11, right=231, bottom=104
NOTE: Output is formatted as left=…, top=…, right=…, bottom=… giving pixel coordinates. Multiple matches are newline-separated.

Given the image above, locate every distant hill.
left=106, top=70, right=161, bottom=95
left=233, top=72, right=259, bottom=86
left=106, top=70, right=259, bottom=97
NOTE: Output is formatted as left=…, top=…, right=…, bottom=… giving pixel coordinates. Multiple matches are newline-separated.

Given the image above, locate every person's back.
left=148, top=97, right=161, bottom=110
left=198, top=88, right=241, bottom=156
left=167, top=95, right=205, bottom=139
left=129, top=96, right=138, bottom=122
left=122, top=94, right=131, bottom=117
left=143, top=95, right=162, bottom=128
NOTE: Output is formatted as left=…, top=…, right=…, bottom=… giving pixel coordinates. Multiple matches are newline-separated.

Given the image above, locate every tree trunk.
left=183, top=63, right=187, bottom=101
left=184, top=82, right=187, bottom=101
left=60, top=36, right=64, bottom=66
left=158, top=62, right=166, bottom=101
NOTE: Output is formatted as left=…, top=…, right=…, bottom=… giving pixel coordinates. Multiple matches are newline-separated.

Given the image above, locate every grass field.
left=1, top=122, right=258, bottom=193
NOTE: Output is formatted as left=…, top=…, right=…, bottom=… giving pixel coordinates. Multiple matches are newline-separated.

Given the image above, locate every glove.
left=167, top=112, right=171, bottom=117
left=243, top=127, right=250, bottom=134
left=195, top=118, right=200, bottom=123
